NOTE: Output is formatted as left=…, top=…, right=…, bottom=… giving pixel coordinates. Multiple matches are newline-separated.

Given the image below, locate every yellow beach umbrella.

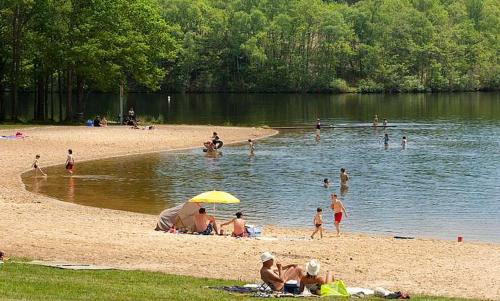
left=188, top=190, right=240, bottom=204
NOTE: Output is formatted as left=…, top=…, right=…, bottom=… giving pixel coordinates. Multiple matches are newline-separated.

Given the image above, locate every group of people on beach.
left=260, top=251, right=333, bottom=295
left=31, top=149, right=75, bottom=177
left=193, top=207, right=247, bottom=237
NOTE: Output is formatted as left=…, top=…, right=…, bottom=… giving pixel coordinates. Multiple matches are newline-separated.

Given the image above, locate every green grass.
left=0, top=262, right=481, bottom=301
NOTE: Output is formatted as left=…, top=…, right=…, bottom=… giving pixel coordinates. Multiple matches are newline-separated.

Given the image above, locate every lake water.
left=22, top=93, right=500, bottom=242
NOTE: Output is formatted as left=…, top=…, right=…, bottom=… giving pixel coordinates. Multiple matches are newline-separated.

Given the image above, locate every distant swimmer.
left=383, top=133, right=389, bottom=148
left=32, top=154, right=47, bottom=177
left=315, top=118, right=321, bottom=141
left=383, top=119, right=388, bottom=127
left=373, top=114, right=379, bottom=127
left=401, top=136, right=407, bottom=149
left=65, top=149, right=75, bottom=175
left=248, top=139, right=255, bottom=154
left=330, top=193, right=348, bottom=236
left=323, top=178, right=330, bottom=188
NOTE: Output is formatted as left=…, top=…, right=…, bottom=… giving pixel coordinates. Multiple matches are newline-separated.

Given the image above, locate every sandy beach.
left=1, top=125, right=499, bottom=300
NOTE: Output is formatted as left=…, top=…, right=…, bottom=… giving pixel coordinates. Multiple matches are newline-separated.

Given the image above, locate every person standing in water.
left=401, top=136, right=407, bottom=149
left=330, top=193, right=348, bottom=236
left=315, top=118, right=321, bottom=141
left=373, top=114, right=379, bottom=127
left=340, top=168, right=349, bottom=187
left=32, top=155, right=47, bottom=177
left=65, top=149, right=75, bottom=175
left=383, top=133, right=389, bottom=148
left=383, top=119, right=388, bottom=127
left=323, top=178, right=330, bottom=188
left=248, top=139, right=255, bottom=155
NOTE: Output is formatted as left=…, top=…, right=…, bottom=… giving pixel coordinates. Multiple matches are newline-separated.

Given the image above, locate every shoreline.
left=1, top=125, right=499, bottom=300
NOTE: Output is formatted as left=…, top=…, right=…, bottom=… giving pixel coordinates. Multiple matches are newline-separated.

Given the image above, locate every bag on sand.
left=320, top=280, right=350, bottom=297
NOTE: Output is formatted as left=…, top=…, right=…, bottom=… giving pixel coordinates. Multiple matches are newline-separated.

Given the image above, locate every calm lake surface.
left=22, top=93, right=500, bottom=242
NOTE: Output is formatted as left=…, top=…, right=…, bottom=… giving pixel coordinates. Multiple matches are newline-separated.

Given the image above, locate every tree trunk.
left=50, top=74, right=54, bottom=121
left=76, top=75, right=84, bottom=114
left=58, top=71, right=63, bottom=122
left=65, top=68, right=72, bottom=121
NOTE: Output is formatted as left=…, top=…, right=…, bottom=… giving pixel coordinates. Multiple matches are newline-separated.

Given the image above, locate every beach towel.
left=320, top=280, right=349, bottom=297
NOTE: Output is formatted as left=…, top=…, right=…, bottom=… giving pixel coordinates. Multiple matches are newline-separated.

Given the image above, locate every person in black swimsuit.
left=311, top=208, right=323, bottom=239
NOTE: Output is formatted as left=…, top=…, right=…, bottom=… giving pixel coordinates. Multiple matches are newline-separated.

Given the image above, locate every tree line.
left=1, top=0, right=499, bottom=121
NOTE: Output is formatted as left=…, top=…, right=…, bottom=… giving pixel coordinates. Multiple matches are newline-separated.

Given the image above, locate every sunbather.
left=220, top=212, right=247, bottom=237
left=194, top=207, right=219, bottom=235
left=260, top=252, right=303, bottom=292
left=299, top=259, right=334, bottom=295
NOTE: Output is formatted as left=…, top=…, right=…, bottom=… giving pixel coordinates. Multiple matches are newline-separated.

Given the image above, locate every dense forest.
left=0, top=0, right=499, bottom=121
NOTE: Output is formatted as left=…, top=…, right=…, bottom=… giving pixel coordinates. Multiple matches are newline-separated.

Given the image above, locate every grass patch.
left=0, top=262, right=481, bottom=301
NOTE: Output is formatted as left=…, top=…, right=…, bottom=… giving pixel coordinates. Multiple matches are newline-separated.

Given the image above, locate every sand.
left=1, top=125, right=499, bottom=300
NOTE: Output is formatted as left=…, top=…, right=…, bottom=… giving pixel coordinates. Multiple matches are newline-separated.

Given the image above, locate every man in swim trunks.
left=220, top=212, right=246, bottom=237
left=315, top=118, right=321, bottom=140
left=194, top=208, right=219, bottom=235
left=260, top=252, right=303, bottom=292
left=330, top=193, right=348, bottom=236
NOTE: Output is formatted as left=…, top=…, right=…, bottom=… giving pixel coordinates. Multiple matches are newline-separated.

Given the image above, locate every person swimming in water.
left=373, top=114, right=379, bottom=127
left=323, top=178, right=330, bottom=188
left=315, top=118, right=321, bottom=141
left=401, top=136, right=407, bottom=149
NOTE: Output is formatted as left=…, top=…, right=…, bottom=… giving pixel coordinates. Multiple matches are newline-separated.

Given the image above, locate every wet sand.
left=0, top=125, right=499, bottom=300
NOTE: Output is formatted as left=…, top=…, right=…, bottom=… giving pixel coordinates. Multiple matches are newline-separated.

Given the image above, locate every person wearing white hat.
left=260, top=252, right=303, bottom=292
left=299, top=259, right=334, bottom=295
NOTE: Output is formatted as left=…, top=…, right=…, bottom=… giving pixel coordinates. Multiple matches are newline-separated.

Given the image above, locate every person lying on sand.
left=220, top=212, right=246, bottom=237
left=299, top=259, right=334, bottom=295
left=260, top=252, right=303, bottom=292
left=194, top=207, right=219, bottom=235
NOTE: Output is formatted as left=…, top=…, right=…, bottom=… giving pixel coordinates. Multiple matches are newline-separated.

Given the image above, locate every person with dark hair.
left=401, top=136, right=408, bottom=149
left=311, top=208, right=323, bottom=239
left=340, top=168, right=349, bottom=187
left=194, top=207, right=219, bottom=235
left=323, top=178, right=330, bottom=188
left=315, top=118, right=321, bottom=141
left=248, top=139, right=255, bottom=154
left=32, top=154, right=47, bottom=177
left=220, top=212, right=247, bottom=237
left=212, top=132, right=224, bottom=149
left=330, top=193, right=348, bottom=236
left=65, top=149, right=75, bottom=175
left=93, top=115, right=102, bottom=127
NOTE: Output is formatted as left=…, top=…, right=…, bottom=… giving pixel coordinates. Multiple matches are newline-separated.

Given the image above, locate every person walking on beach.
left=311, top=208, right=324, bottom=239
left=401, top=136, right=407, bottom=149
left=32, top=155, right=47, bottom=177
left=65, top=149, right=75, bottom=175
left=330, top=193, right=348, bottom=236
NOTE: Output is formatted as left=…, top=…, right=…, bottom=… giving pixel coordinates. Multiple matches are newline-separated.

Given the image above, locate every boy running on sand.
left=311, top=208, right=323, bottom=239
left=330, top=193, right=348, bottom=236
left=65, top=149, right=75, bottom=175
left=32, top=155, right=47, bottom=177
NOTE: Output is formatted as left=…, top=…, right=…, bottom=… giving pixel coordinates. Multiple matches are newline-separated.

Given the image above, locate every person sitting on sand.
left=32, top=155, right=47, bottom=177
left=299, top=259, right=334, bottom=295
left=93, top=115, right=102, bottom=127
left=260, top=252, right=303, bottom=292
left=128, top=107, right=136, bottom=120
left=194, top=208, right=219, bottom=235
left=220, top=212, right=247, bottom=237
left=101, top=116, right=108, bottom=127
